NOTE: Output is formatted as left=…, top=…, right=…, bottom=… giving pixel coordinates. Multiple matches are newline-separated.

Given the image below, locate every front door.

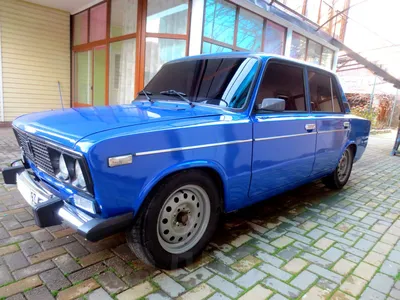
left=249, top=61, right=317, bottom=199
left=307, top=69, right=349, bottom=176
left=73, top=46, right=106, bottom=107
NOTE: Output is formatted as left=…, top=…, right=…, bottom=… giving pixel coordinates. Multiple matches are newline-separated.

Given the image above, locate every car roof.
left=169, top=52, right=336, bottom=75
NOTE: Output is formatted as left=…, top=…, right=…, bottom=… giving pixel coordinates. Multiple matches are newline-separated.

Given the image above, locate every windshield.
left=138, top=57, right=259, bottom=109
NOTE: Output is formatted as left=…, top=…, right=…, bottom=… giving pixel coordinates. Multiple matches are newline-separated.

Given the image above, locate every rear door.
left=307, top=68, right=350, bottom=176
left=249, top=61, right=317, bottom=199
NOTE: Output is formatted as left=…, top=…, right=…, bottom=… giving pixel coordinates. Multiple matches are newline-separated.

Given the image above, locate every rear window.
left=308, top=71, right=342, bottom=113
left=142, top=57, right=259, bottom=109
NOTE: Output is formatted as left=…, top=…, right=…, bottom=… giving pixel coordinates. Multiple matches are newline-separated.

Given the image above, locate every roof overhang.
left=24, top=0, right=102, bottom=14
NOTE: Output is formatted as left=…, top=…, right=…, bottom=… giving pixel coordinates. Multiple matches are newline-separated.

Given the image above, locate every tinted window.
left=142, top=57, right=259, bottom=109
left=256, top=63, right=306, bottom=111
left=308, top=71, right=342, bottom=112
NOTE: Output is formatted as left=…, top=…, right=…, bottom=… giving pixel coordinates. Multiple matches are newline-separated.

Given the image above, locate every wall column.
left=332, top=50, right=339, bottom=71
left=0, top=24, right=4, bottom=122
left=188, top=0, right=205, bottom=56
left=284, top=28, right=293, bottom=57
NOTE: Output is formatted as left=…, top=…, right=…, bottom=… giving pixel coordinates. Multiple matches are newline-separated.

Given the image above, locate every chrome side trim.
left=135, top=139, right=253, bottom=156
left=318, top=129, right=348, bottom=134
left=254, top=132, right=317, bottom=142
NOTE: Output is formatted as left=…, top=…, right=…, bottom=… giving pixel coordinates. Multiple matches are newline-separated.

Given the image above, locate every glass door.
left=93, top=46, right=106, bottom=106
left=73, top=50, right=92, bottom=107
left=73, top=46, right=106, bottom=107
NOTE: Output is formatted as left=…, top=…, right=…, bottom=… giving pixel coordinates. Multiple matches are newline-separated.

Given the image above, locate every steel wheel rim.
left=157, top=184, right=211, bottom=254
left=337, top=149, right=350, bottom=182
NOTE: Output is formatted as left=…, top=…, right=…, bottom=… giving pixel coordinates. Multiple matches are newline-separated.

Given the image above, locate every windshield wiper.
left=138, top=90, right=154, bottom=103
left=160, top=90, right=194, bottom=108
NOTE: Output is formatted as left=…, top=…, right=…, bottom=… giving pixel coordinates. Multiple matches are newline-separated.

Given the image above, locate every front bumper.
left=2, top=168, right=133, bottom=242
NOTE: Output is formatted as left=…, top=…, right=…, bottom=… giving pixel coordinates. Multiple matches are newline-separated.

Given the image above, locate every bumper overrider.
left=2, top=166, right=133, bottom=242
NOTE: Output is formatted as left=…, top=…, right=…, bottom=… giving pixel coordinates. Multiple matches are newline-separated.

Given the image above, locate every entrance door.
left=249, top=61, right=317, bottom=199
left=73, top=46, right=106, bottom=107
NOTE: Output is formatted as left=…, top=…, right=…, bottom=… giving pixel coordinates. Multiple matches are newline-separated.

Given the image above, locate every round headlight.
left=57, top=154, right=69, bottom=180
left=73, top=160, right=86, bottom=189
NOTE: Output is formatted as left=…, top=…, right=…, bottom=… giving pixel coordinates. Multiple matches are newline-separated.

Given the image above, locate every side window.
left=308, top=71, right=343, bottom=113
left=256, top=63, right=306, bottom=111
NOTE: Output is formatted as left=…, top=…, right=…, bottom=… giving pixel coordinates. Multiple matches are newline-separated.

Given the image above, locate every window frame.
left=71, top=0, right=192, bottom=107
left=306, top=66, right=345, bottom=114
left=201, top=0, right=287, bottom=54
left=252, top=58, right=310, bottom=115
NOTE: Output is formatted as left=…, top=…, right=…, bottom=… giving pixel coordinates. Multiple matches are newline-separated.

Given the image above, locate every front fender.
left=133, top=160, right=229, bottom=216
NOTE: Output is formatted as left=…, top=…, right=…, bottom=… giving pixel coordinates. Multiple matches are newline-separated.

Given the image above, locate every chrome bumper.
left=15, top=170, right=133, bottom=241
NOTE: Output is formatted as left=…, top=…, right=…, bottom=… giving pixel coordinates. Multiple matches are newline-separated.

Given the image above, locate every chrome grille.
left=14, top=129, right=55, bottom=175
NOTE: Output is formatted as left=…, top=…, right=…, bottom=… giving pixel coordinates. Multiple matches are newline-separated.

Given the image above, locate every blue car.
left=2, top=53, right=370, bottom=269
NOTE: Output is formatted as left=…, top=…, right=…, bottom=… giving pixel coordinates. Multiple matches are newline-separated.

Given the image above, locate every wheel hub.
left=157, top=185, right=211, bottom=254
left=176, top=210, right=189, bottom=226
left=337, top=149, right=350, bottom=181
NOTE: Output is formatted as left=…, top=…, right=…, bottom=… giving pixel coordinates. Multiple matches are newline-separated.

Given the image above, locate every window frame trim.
left=251, top=58, right=310, bottom=115
left=71, top=0, right=192, bottom=107
left=306, top=66, right=345, bottom=114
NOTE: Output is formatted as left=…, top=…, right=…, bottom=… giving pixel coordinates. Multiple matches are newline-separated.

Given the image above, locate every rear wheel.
left=323, top=147, right=354, bottom=189
left=126, top=170, right=220, bottom=269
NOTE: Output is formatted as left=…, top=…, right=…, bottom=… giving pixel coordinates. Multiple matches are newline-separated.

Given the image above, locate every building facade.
left=0, top=0, right=70, bottom=123
left=0, top=0, right=351, bottom=124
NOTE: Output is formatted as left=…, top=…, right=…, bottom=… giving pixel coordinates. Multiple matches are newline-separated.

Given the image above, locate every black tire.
left=126, top=170, right=221, bottom=269
left=323, top=147, right=354, bottom=189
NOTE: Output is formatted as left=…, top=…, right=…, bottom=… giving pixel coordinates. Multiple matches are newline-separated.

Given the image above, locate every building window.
left=321, top=47, right=334, bottom=69
left=72, top=0, right=191, bottom=107
left=305, top=0, right=321, bottom=23
left=146, top=0, right=188, bottom=34
left=73, top=11, right=88, bottom=46
left=282, top=0, right=304, bottom=14
left=144, top=0, right=189, bottom=85
left=145, top=38, right=186, bottom=84
left=109, top=39, right=136, bottom=105
left=290, top=32, right=307, bottom=60
left=73, top=51, right=92, bottom=105
left=264, top=21, right=286, bottom=55
left=237, top=8, right=263, bottom=51
left=110, top=0, right=138, bottom=38
left=202, top=0, right=287, bottom=54
left=203, top=0, right=236, bottom=46
left=202, top=42, right=232, bottom=53
left=306, top=40, right=322, bottom=65
left=89, top=3, right=107, bottom=42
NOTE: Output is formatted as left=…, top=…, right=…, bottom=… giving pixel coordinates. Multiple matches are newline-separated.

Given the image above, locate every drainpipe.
left=0, top=24, right=4, bottom=122
left=389, top=89, right=398, bottom=128
left=369, top=75, right=377, bottom=112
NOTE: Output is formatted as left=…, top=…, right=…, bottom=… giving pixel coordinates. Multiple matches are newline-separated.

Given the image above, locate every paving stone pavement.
left=1, top=128, right=400, bottom=299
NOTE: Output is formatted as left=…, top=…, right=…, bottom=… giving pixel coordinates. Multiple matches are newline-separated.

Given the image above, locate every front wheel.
left=323, top=147, right=354, bottom=189
left=126, top=170, right=220, bottom=269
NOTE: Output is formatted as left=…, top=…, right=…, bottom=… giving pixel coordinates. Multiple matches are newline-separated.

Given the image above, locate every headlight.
left=73, top=160, right=86, bottom=189
left=57, top=154, right=69, bottom=180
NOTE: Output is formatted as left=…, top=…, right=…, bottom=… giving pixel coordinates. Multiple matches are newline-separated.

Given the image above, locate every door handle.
left=344, top=121, right=350, bottom=129
left=305, top=124, right=316, bottom=131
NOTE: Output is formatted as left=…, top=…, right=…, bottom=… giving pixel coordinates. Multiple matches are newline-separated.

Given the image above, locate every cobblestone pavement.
left=0, top=128, right=400, bottom=300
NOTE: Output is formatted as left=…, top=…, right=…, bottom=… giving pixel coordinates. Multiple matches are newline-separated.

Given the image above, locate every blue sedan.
left=2, top=53, right=370, bottom=269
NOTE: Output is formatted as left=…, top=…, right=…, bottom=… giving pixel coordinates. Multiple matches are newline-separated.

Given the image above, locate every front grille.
left=14, top=129, right=55, bottom=175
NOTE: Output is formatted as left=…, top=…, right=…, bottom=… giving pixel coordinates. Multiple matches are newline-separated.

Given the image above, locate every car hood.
left=13, top=102, right=222, bottom=149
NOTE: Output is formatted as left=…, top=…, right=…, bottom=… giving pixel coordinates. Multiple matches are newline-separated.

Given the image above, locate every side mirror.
left=257, top=98, right=286, bottom=112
